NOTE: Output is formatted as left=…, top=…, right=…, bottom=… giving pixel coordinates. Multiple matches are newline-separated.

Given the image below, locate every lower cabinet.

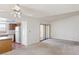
left=0, top=39, right=12, bottom=54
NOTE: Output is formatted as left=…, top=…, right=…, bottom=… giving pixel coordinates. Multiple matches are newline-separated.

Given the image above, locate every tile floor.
left=3, top=39, right=79, bottom=55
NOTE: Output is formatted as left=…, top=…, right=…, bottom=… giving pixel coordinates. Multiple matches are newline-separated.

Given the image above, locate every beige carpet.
left=3, top=39, right=79, bottom=55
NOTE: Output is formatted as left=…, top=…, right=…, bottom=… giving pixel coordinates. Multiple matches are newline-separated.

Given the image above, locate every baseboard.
left=51, top=37, right=79, bottom=42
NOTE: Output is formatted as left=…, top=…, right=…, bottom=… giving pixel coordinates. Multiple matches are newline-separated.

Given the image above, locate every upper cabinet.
left=9, top=24, right=17, bottom=30
left=9, top=23, right=20, bottom=30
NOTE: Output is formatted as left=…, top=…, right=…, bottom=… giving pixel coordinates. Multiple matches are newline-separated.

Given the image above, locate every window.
left=0, top=17, right=8, bottom=33
left=0, top=23, right=7, bottom=33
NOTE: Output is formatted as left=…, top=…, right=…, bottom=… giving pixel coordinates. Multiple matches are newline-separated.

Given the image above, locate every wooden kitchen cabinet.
left=0, top=38, right=12, bottom=54
left=9, top=24, right=17, bottom=30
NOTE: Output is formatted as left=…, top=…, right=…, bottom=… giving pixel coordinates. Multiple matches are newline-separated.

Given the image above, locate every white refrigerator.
left=15, top=26, right=21, bottom=43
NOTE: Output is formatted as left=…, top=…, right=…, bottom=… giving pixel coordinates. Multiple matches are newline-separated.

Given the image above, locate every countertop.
left=0, top=31, right=15, bottom=40
left=0, top=37, right=11, bottom=40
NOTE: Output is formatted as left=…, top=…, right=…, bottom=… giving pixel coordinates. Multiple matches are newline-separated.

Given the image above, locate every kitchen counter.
left=0, top=33, right=14, bottom=36
left=0, top=32, right=15, bottom=41
left=0, top=37, right=11, bottom=40
left=0, top=37, right=12, bottom=54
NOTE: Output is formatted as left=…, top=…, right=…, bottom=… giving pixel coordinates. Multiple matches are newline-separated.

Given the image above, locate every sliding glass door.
left=40, top=25, right=45, bottom=40
left=40, top=24, right=51, bottom=41
left=45, top=24, right=50, bottom=39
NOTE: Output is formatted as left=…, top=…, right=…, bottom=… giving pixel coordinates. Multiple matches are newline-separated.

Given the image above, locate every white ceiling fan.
left=11, top=4, right=22, bottom=18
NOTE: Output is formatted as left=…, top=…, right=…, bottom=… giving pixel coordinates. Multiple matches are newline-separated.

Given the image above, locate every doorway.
left=40, top=24, right=51, bottom=41
left=9, top=23, right=21, bottom=44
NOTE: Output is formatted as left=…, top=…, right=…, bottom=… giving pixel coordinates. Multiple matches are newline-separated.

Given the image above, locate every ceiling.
left=0, top=4, right=79, bottom=19
left=21, top=4, right=79, bottom=17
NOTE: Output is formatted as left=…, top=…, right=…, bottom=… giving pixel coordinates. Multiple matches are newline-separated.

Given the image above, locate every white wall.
left=27, top=19, right=40, bottom=45
left=21, top=20, right=28, bottom=45
left=51, top=15, right=79, bottom=41
left=20, top=16, right=40, bottom=45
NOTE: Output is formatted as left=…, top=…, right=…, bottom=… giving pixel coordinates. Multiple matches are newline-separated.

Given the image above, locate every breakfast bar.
left=0, top=37, right=12, bottom=54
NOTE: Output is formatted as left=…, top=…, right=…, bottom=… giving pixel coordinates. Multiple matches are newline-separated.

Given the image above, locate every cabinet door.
left=9, top=24, right=17, bottom=30
left=0, top=39, right=12, bottom=53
